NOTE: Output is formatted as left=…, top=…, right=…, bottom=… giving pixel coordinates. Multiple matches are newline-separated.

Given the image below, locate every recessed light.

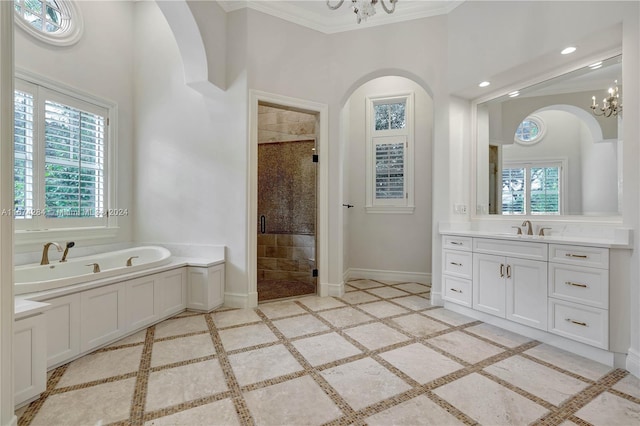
left=478, top=81, right=491, bottom=88
left=561, top=46, right=577, bottom=55
left=508, top=91, right=520, bottom=98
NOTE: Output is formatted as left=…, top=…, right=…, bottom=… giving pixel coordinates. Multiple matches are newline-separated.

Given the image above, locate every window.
left=13, top=75, right=114, bottom=231
left=501, top=160, right=564, bottom=215
left=13, top=0, right=83, bottom=46
left=514, top=115, right=545, bottom=145
left=365, top=94, right=414, bottom=213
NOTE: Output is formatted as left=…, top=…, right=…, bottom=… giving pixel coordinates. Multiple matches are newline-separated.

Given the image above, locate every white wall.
left=346, top=76, right=432, bottom=277
left=13, top=1, right=134, bottom=252
left=132, top=2, right=249, bottom=300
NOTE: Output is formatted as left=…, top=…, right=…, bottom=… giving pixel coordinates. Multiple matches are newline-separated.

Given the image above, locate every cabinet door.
left=506, top=257, right=548, bottom=330
left=80, top=282, right=126, bottom=352
left=14, top=314, right=46, bottom=406
left=157, top=269, right=187, bottom=317
left=126, top=276, right=158, bottom=331
left=43, top=293, right=81, bottom=368
left=473, top=253, right=506, bottom=317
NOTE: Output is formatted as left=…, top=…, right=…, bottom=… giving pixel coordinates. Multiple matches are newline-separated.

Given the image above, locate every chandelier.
left=591, top=81, right=622, bottom=117
left=326, top=0, right=398, bottom=24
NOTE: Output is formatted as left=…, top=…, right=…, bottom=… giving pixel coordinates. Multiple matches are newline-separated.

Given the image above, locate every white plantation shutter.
left=374, top=136, right=406, bottom=200
left=501, top=161, right=562, bottom=215
left=14, top=89, right=35, bottom=219
left=14, top=77, right=110, bottom=230
left=365, top=93, right=414, bottom=213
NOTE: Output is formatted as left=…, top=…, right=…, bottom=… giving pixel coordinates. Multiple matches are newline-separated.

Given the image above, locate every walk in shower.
left=257, top=103, right=318, bottom=301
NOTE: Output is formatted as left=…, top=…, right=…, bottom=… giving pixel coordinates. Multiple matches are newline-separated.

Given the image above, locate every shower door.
left=257, top=139, right=317, bottom=302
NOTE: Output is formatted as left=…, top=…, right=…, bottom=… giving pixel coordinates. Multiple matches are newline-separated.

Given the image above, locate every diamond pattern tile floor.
left=17, top=280, right=639, bottom=426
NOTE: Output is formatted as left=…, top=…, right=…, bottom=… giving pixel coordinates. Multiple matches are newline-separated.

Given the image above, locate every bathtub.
left=15, top=246, right=172, bottom=295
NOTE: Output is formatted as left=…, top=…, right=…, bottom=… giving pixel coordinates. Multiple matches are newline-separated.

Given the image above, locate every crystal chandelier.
left=591, top=81, right=622, bottom=118
left=326, top=0, right=398, bottom=24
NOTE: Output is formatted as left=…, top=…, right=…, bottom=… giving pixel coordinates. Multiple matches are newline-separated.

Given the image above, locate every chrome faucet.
left=40, top=242, right=63, bottom=265
left=521, top=220, right=533, bottom=236
left=60, top=241, right=75, bottom=262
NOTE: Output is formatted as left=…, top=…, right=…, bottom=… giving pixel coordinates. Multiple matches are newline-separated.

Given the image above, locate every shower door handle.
left=260, top=215, right=266, bottom=234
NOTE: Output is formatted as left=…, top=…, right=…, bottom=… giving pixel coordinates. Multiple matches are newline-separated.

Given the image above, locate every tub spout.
left=126, top=256, right=139, bottom=267
left=86, top=263, right=100, bottom=273
left=60, top=241, right=75, bottom=263
left=41, top=242, right=63, bottom=265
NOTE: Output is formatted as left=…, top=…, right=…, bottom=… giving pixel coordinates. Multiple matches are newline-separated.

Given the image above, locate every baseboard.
left=431, top=291, right=443, bottom=306
left=346, top=268, right=431, bottom=285
left=626, top=348, right=640, bottom=378
left=5, top=415, right=17, bottom=426
left=224, top=292, right=254, bottom=309
left=319, top=281, right=344, bottom=298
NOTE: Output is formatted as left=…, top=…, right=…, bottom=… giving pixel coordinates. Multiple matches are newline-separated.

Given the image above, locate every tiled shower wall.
left=257, top=234, right=316, bottom=284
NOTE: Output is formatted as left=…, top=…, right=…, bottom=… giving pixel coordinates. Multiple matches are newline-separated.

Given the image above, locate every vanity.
left=440, top=228, right=631, bottom=365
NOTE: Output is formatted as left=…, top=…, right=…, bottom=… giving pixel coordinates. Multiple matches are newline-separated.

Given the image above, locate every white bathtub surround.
left=15, top=246, right=172, bottom=294
left=14, top=241, right=135, bottom=266
left=14, top=245, right=226, bottom=407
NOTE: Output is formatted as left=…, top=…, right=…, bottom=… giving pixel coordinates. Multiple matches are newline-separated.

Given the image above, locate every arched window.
left=14, top=0, right=83, bottom=46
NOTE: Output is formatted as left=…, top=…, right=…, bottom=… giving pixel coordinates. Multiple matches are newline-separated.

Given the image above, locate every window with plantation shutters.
left=13, top=76, right=113, bottom=231
left=365, top=94, right=414, bottom=213
left=501, top=160, right=563, bottom=215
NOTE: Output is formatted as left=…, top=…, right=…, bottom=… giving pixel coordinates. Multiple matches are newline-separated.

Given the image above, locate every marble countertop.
left=440, top=229, right=632, bottom=249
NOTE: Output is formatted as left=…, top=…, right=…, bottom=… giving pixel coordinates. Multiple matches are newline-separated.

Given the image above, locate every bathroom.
left=0, top=1, right=639, bottom=424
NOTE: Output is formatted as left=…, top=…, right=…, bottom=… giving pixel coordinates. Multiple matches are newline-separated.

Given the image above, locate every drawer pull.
left=506, top=264, right=511, bottom=279
left=565, top=281, right=588, bottom=288
left=500, top=264, right=505, bottom=278
left=565, top=318, right=588, bottom=327
left=451, top=288, right=462, bottom=293
left=450, top=241, right=463, bottom=246
left=450, top=262, right=463, bottom=266
left=565, top=253, right=588, bottom=259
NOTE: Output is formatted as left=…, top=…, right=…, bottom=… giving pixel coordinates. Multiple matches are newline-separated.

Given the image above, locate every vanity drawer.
left=443, top=250, right=472, bottom=279
left=442, top=235, right=472, bottom=251
left=548, top=299, right=608, bottom=349
left=548, top=244, right=609, bottom=269
left=443, top=276, right=472, bottom=307
left=548, top=264, right=609, bottom=309
left=473, top=238, right=547, bottom=261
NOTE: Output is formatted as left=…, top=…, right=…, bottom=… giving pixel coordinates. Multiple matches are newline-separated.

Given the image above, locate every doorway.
left=257, top=102, right=318, bottom=302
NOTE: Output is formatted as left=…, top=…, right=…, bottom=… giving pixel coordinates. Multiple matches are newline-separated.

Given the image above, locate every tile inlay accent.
left=16, top=280, right=638, bottom=426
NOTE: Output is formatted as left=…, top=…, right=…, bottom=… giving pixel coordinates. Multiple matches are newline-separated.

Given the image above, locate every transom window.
left=365, top=94, right=415, bottom=214
left=14, top=0, right=83, bottom=46
left=13, top=75, right=114, bottom=231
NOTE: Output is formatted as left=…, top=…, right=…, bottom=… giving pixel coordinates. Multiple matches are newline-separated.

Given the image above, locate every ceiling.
left=217, top=0, right=463, bottom=34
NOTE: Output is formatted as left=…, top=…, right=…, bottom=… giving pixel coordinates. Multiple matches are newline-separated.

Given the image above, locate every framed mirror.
left=474, top=54, right=622, bottom=217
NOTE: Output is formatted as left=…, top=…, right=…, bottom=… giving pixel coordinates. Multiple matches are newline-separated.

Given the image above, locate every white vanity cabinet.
left=442, top=236, right=473, bottom=307
left=472, top=239, right=548, bottom=331
left=14, top=313, right=46, bottom=406
left=547, top=244, right=610, bottom=349
left=42, top=293, right=81, bottom=368
left=441, top=233, right=618, bottom=351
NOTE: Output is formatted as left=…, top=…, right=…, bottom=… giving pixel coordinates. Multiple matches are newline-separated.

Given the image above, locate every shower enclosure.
left=257, top=139, right=317, bottom=301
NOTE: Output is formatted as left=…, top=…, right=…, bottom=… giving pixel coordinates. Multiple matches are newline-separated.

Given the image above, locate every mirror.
left=475, top=55, right=622, bottom=216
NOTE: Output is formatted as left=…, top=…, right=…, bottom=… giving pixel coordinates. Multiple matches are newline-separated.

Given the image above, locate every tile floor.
left=17, top=279, right=640, bottom=426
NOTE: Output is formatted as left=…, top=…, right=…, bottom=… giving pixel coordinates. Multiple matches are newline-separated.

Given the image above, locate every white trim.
left=223, top=292, right=254, bottom=309
left=319, top=282, right=344, bottom=298
left=0, top=1, right=14, bottom=422
left=248, top=90, right=329, bottom=308
left=627, top=348, right=640, bottom=378
left=346, top=268, right=431, bottom=285
left=13, top=0, right=83, bottom=47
